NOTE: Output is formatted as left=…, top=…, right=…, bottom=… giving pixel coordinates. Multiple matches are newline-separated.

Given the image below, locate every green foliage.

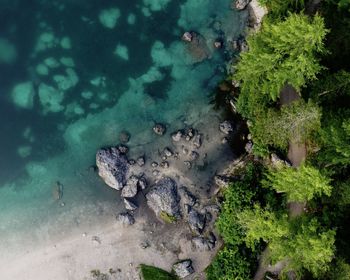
left=250, top=100, right=321, bottom=153
left=216, top=164, right=257, bottom=245
left=159, top=211, right=177, bottom=223
left=318, top=112, right=350, bottom=168
left=208, top=163, right=265, bottom=280
left=206, top=246, right=251, bottom=280
left=259, top=0, right=305, bottom=19
left=235, top=13, right=327, bottom=119
left=263, top=164, right=332, bottom=202
left=238, top=207, right=336, bottom=278
left=310, top=70, right=350, bottom=107
left=238, top=205, right=289, bottom=249
left=321, top=1, right=350, bottom=71
left=326, top=258, right=350, bottom=280
left=140, top=264, right=176, bottom=280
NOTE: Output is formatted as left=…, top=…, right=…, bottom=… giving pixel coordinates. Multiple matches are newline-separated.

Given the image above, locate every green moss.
left=159, top=211, right=177, bottom=223
left=140, top=264, right=177, bottom=280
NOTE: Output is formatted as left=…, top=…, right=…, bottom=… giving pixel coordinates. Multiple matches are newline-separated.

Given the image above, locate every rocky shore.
left=94, top=115, right=238, bottom=278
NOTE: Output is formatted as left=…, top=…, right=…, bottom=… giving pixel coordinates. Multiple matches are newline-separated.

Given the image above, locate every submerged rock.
left=193, top=134, right=202, bottom=149
left=182, top=32, right=193, bottom=42
left=117, top=212, right=135, bottom=225
left=173, top=260, right=194, bottom=278
left=119, top=131, right=130, bottom=143
left=186, top=33, right=210, bottom=63
left=171, top=130, right=183, bottom=142
left=96, top=147, right=129, bottom=190
left=146, top=177, right=181, bottom=219
left=153, top=123, right=166, bottom=135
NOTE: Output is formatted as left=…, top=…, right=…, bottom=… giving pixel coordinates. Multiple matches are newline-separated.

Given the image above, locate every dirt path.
left=254, top=85, right=307, bottom=280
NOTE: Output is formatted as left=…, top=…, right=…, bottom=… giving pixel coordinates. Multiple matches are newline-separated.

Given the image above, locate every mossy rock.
left=140, top=264, right=177, bottom=280
left=159, top=211, right=177, bottom=223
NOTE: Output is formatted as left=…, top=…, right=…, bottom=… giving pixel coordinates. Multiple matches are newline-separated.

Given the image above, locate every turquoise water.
left=0, top=0, right=246, bottom=265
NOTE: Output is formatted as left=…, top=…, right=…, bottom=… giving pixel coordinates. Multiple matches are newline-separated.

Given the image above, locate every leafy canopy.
left=318, top=112, right=350, bottom=168
left=238, top=206, right=335, bottom=278
left=263, top=164, right=332, bottom=202
left=250, top=100, right=321, bottom=154
left=235, top=13, right=327, bottom=119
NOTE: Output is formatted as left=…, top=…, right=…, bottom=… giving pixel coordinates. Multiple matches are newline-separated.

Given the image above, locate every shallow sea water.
left=0, top=0, right=246, bottom=268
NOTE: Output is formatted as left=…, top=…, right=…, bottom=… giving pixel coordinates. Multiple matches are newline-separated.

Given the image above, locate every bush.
left=140, top=264, right=177, bottom=280
left=206, top=246, right=251, bottom=280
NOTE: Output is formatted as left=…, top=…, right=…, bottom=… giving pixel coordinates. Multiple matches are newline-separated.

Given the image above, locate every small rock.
left=163, top=147, right=173, bottom=157
left=138, top=176, right=148, bottom=190
left=162, top=155, right=167, bottom=161
left=214, top=40, right=223, bottom=49
left=172, top=130, right=183, bottom=142
left=124, top=198, right=138, bottom=211
left=160, top=161, right=169, bottom=168
left=137, top=156, right=145, bottom=167
left=187, top=128, right=195, bottom=137
left=204, top=204, right=220, bottom=214
left=219, top=121, right=234, bottom=135
left=153, top=123, right=166, bottom=135
left=182, top=147, right=189, bottom=155
left=119, top=131, right=130, bottom=143
left=179, top=187, right=197, bottom=206
left=214, top=175, right=231, bottom=188
left=188, top=209, right=206, bottom=234
left=189, top=151, right=199, bottom=161
left=140, top=241, right=150, bottom=249
left=221, top=137, right=228, bottom=144
left=245, top=141, right=253, bottom=153
left=121, top=175, right=139, bottom=198
left=151, top=162, right=158, bottom=168
left=152, top=170, right=160, bottom=176
left=91, top=236, right=101, bottom=245
left=234, top=0, right=250, bottom=10
left=117, top=212, right=135, bottom=225
left=184, top=161, right=192, bottom=169
left=182, top=32, right=193, bottom=42
left=173, top=260, right=194, bottom=278
left=193, top=134, right=202, bottom=149
left=128, top=159, right=136, bottom=165
left=192, top=236, right=214, bottom=251
left=117, top=144, right=129, bottom=154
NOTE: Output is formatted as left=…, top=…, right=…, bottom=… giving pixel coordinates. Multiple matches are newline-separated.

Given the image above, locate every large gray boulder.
left=146, top=177, right=181, bottom=219
left=96, top=147, right=129, bottom=190
left=172, top=260, right=194, bottom=278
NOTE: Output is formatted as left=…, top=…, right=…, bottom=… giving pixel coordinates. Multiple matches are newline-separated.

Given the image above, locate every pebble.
left=160, top=161, right=169, bottom=168
left=163, top=147, right=173, bottom=157
left=151, top=162, right=158, bottom=168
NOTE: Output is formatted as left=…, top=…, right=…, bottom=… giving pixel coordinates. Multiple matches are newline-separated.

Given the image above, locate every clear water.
left=0, top=0, right=246, bottom=266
